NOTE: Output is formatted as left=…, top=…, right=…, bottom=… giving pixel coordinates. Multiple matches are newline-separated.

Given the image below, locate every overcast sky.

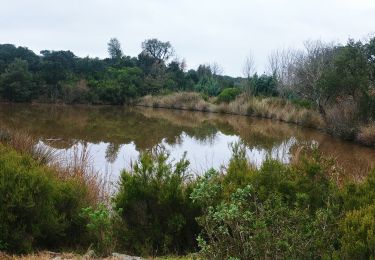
left=1, top=0, right=374, bottom=76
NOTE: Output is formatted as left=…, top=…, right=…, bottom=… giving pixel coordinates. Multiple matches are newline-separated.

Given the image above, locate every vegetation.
left=0, top=143, right=92, bottom=253
left=1, top=128, right=375, bottom=258
left=138, top=92, right=324, bottom=128
left=113, top=148, right=201, bottom=256
left=1, top=36, right=375, bottom=145
left=1, top=34, right=375, bottom=258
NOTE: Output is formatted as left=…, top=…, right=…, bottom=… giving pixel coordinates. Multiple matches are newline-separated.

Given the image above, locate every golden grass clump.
left=357, top=122, right=375, bottom=146
left=137, top=92, right=325, bottom=129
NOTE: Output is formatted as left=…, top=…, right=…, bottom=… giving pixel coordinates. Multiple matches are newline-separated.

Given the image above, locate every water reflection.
left=0, top=103, right=374, bottom=180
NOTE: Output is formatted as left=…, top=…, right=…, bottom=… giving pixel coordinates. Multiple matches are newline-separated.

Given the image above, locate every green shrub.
left=0, top=144, right=91, bottom=253
left=191, top=144, right=341, bottom=259
left=291, top=98, right=314, bottom=109
left=342, top=169, right=375, bottom=211
left=193, top=184, right=337, bottom=259
left=80, top=203, right=120, bottom=256
left=113, top=148, right=201, bottom=256
left=217, top=88, right=241, bottom=103
left=340, top=203, right=375, bottom=259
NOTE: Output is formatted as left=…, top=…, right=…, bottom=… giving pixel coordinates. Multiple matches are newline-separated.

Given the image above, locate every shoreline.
left=1, top=96, right=374, bottom=148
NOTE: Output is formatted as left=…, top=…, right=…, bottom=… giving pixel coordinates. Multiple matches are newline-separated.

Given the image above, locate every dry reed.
left=357, top=122, right=375, bottom=146
left=137, top=92, right=325, bottom=129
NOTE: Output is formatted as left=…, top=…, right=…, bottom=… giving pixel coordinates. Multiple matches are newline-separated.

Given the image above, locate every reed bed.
left=138, top=92, right=325, bottom=129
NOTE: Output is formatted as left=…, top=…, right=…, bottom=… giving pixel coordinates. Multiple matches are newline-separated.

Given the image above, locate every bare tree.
left=209, top=62, right=223, bottom=76
left=293, top=40, right=336, bottom=114
left=267, top=48, right=300, bottom=97
left=242, top=52, right=256, bottom=79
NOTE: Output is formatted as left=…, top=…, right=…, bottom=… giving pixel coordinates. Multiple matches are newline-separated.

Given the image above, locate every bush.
left=191, top=144, right=341, bottom=259
left=113, top=148, right=201, bottom=256
left=0, top=144, right=91, bottom=253
left=217, top=88, right=241, bottom=103
left=340, top=203, right=375, bottom=258
left=80, top=203, right=119, bottom=256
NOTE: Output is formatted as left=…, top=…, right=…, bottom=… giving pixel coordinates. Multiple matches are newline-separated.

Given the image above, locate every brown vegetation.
left=357, top=122, right=375, bottom=146
left=138, top=92, right=325, bottom=129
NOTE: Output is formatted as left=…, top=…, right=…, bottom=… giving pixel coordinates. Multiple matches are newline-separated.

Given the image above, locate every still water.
left=0, top=104, right=374, bottom=181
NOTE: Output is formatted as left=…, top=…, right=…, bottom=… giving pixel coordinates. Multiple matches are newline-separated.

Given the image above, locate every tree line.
left=0, top=36, right=374, bottom=139
left=0, top=38, right=248, bottom=104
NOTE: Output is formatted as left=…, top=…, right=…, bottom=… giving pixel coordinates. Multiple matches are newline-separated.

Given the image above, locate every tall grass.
left=357, top=122, right=375, bottom=146
left=138, top=92, right=325, bottom=128
left=0, top=128, right=108, bottom=204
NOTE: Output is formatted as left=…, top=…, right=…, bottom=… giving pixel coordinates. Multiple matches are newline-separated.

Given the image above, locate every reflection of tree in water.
left=105, top=143, right=121, bottom=163
left=184, top=122, right=218, bottom=145
left=1, top=104, right=374, bottom=179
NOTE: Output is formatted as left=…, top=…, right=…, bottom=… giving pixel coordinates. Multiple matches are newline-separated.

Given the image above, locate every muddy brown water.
left=0, top=103, right=374, bottom=182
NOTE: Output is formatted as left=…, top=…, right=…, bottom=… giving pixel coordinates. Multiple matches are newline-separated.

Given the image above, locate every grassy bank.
left=138, top=92, right=325, bottom=128
left=138, top=92, right=375, bottom=146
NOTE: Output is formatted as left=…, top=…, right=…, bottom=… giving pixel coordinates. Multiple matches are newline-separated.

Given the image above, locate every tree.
left=0, top=44, right=40, bottom=73
left=40, top=50, right=76, bottom=100
left=107, top=38, right=123, bottom=60
left=242, top=53, right=256, bottom=95
left=267, top=48, right=300, bottom=98
left=141, top=38, right=174, bottom=63
left=242, top=53, right=256, bottom=79
left=293, top=40, right=336, bottom=114
left=209, top=62, right=223, bottom=76
left=0, top=59, right=36, bottom=102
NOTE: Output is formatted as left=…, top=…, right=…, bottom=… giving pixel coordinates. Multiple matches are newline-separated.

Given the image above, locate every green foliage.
left=195, top=76, right=220, bottom=96
left=0, top=59, right=36, bottom=102
left=217, top=88, right=241, bottom=103
left=246, top=74, right=278, bottom=97
left=191, top=144, right=342, bottom=259
left=0, top=144, right=91, bottom=253
left=291, top=98, right=315, bottom=109
left=113, top=148, right=201, bottom=256
left=107, top=38, right=123, bottom=60
left=2, top=134, right=375, bottom=258
left=80, top=203, right=119, bottom=256
left=340, top=203, right=375, bottom=259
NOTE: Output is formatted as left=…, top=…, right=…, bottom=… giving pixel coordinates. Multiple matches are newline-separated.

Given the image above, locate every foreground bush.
left=0, top=144, right=92, bottom=253
left=113, top=148, right=201, bottom=256
left=2, top=135, right=375, bottom=258
left=191, top=145, right=342, bottom=259
left=340, top=203, right=375, bottom=259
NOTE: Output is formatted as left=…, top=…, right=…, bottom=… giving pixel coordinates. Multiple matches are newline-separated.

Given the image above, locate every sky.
left=1, top=0, right=375, bottom=76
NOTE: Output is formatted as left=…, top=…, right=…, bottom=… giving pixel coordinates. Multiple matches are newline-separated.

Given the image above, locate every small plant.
left=80, top=203, right=118, bottom=256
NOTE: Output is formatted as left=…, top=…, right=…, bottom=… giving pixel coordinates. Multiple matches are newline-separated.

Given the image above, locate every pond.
left=0, top=103, right=374, bottom=182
